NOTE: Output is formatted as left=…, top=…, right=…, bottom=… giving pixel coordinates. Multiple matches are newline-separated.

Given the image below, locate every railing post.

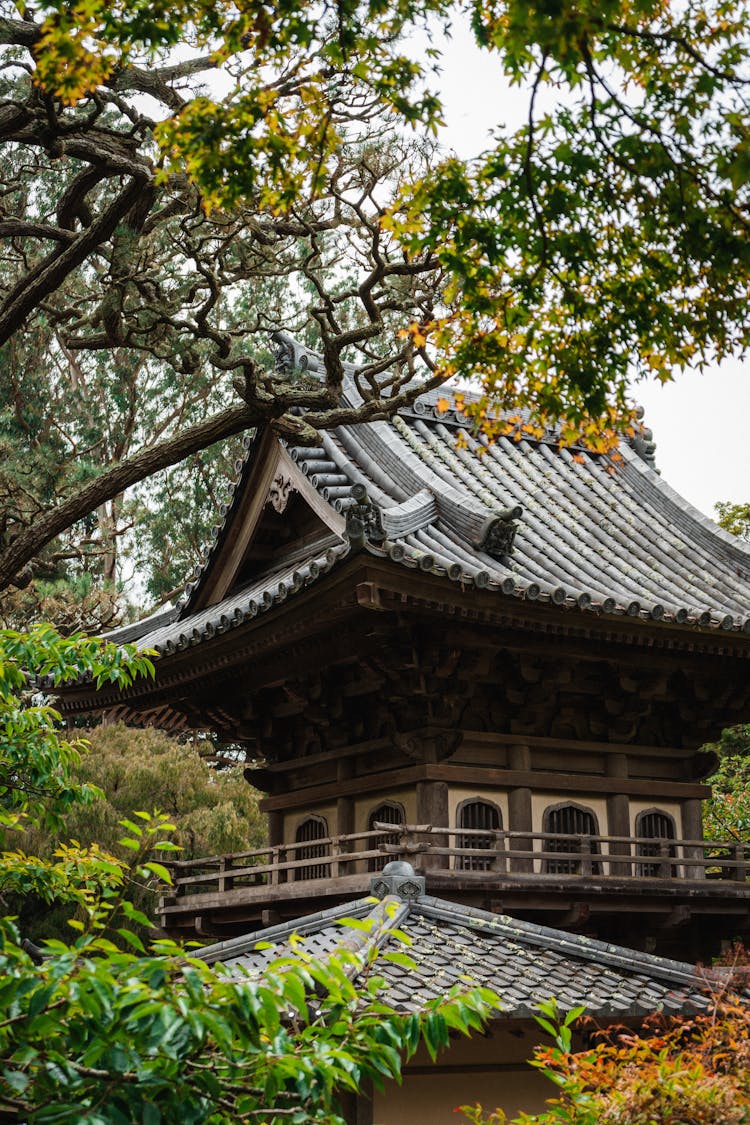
left=657, top=840, right=672, bottom=880
left=580, top=836, right=593, bottom=877
left=271, top=846, right=284, bottom=885
left=267, top=812, right=285, bottom=885
left=331, top=836, right=343, bottom=879
left=732, top=843, right=748, bottom=883
left=490, top=830, right=506, bottom=874
left=218, top=857, right=233, bottom=894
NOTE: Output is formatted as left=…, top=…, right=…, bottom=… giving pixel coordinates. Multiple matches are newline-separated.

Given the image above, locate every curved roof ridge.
left=122, top=336, right=750, bottom=648
left=619, top=440, right=750, bottom=567
left=198, top=887, right=711, bottom=1020
left=530, top=440, right=745, bottom=617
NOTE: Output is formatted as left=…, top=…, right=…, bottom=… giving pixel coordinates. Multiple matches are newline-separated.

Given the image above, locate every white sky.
left=431, top=23, right=750, bottom=521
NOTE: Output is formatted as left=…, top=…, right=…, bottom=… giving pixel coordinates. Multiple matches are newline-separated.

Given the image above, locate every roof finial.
left=370, top=860, right=426, bottom=901
left=346, top=483, right=385, bottom=548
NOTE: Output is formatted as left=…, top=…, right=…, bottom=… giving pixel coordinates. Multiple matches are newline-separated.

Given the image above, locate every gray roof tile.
left=199, top=891, right=711, bottom=1020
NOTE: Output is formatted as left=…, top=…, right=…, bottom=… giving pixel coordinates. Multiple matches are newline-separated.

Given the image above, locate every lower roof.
left=198, top=878, right=711, bottom=1020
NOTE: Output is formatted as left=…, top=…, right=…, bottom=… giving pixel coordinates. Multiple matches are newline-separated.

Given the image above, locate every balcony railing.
left=162, top=822, right=750, bottom=903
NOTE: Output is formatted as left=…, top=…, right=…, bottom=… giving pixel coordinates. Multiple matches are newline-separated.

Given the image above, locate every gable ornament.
left=268, top=474, right=295, bottom=514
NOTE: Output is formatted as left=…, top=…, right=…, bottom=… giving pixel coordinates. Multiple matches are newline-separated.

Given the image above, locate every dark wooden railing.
left=162, top=822, right=750, bottom=902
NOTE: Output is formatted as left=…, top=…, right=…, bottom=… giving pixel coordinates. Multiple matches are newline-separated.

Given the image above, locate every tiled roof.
left=124, top=336, right=750, bottom=655
left=197, top=879, right=709, bottom=1019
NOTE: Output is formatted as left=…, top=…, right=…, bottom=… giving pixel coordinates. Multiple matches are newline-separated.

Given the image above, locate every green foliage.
left=383, top=0, right=750, bottom=443
left=62, top=723, right=265, bottom=860
left=7, top=723, right=266, bottom=940
left=0, top=627, right=498, bottom=1124
left=0, top=625, right=154, bottom=829
left=0, top=626, right=161, bottom=930
left=702, top=724, right=750, bottom=842
left=716, top=501, right=750, bottom=542
left=0, top=902, right=496, bottom=1123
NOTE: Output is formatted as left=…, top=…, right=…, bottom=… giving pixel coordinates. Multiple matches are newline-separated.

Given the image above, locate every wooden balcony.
left=158, top=822, right=750, bottom=945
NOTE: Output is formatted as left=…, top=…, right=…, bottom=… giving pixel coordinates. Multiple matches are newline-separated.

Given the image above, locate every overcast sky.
left=431, top=23, right=750, bottom=521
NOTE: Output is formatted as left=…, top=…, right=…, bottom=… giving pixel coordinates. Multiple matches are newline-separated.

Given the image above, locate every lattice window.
left=368, top=802, right=405, bottom=872
left=543, top=804, right=601, bottom=875
left=294, top=816, right=330, bottom=880
left=456, top=800, right=502, bottom=871
left=636, top=810, right=676, bottom=878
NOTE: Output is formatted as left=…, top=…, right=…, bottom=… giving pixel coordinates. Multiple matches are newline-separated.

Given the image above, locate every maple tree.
left=1, top=0, right=750, bottom=597
left=462, top=975, right=750, bottom=1125
left=716, top=502, right=750, bottom=542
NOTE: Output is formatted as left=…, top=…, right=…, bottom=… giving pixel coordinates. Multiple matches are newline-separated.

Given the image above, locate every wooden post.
left=416, top=780, right=449, bottom=870
left=337, top=760, right=356, bottom=874
left=681, top=798, right=705, bottom=880
left=606, top=754, right=631, bottom=877
left=508, top=744, right=533, bottom=873
left=267, top=811, right=285, bottom=884
left=337, top=800, right=355, bottom=875
left=218, top=856, right=233, bottom=894
left=732, top=843, right=748, bottom=883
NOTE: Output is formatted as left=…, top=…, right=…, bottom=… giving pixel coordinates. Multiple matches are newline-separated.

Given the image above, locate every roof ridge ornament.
left=629, top=406, right=658, bottom=469
left=479, top=508, right=522, bottom=560
left=345, top=483, right=385, bottom=548
left=272, top=330, right=324, bottom=377
left=370, top=861, right=426, bottom=901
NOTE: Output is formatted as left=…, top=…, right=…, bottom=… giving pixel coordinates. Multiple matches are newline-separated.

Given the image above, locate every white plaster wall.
left=373, top=1068, right=550, bottom=1125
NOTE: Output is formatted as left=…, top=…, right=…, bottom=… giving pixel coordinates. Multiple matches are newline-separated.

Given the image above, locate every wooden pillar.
left=337, top=760, right=355, bottom=875
left=267, top=810, right=285, bottom=884
left=267, top=810, right=283, bottom=847
left=606, top=754, right=631, bottom=877
left=508, top=744, right=533, bottom=874
left=340, top=1078, right=374, bottom=1125
left=416, top=779, right=449, bottom=870
left=681, top=797, right=705, bottom=880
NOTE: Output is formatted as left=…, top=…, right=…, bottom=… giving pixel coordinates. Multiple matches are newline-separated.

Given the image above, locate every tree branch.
left=0, top=176, right=149, bottom=348
left=0, top=17, right=40, bottom=48
left=0, top=400, right=256, bottom=591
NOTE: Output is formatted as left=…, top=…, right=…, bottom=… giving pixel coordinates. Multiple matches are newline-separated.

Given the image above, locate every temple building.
left=61, top=334, right=750, bottom=963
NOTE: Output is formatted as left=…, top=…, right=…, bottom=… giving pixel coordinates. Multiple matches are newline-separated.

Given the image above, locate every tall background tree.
left=5, top=723, right=267, bottom=940
left=1, top=0, right=750, bottom=613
